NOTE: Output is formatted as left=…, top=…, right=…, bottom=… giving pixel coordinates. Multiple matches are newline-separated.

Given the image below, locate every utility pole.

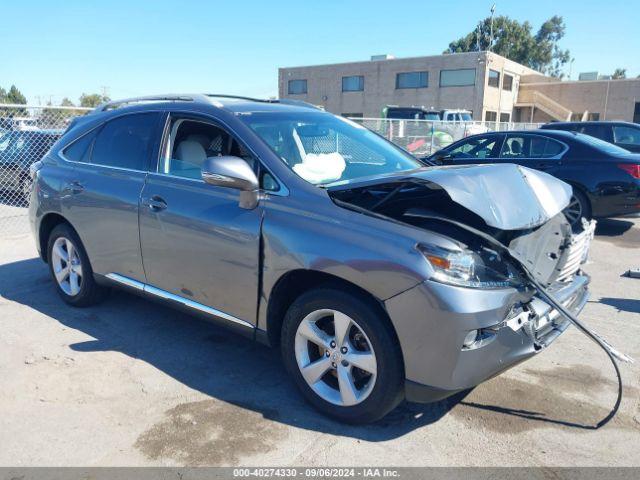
left=100, top=86, right=110, bottom=99
left=489, top=4, right=496, bottom=52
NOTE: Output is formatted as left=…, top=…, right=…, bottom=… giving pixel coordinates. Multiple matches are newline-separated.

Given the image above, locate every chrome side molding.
left=105, top=273, right=253, bottom=329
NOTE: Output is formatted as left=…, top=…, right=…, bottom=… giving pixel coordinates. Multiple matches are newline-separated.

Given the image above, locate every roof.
left=541, top=121, right=639, bottom=127
left=94, top=94, right=321, bottom=115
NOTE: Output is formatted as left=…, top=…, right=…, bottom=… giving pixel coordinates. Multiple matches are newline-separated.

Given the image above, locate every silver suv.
left=29, top=95, right=593, bottom=423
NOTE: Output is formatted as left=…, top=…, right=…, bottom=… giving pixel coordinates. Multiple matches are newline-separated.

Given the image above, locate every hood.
left=328, top=164, right=572, bottom=231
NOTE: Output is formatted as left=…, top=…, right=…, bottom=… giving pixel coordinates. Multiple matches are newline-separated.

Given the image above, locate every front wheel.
left=281, top=288, right=404, bottom=423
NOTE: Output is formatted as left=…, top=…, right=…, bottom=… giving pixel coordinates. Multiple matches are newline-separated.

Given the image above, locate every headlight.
left=417, top=243, right=522, bottom=289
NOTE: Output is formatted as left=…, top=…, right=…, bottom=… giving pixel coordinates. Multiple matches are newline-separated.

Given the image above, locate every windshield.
left=240, top=111, right=422, bottom=185
left=574, top=132, right=630, bottom=155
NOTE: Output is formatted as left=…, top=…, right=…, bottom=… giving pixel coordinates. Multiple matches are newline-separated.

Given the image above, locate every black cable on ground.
left=402, top=212, right=632, bottom=428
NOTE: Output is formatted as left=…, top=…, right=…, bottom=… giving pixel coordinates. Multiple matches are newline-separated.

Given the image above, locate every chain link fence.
left=0, top=104, right=91, bottom=236
left=349, top=118, right=543, bottom=157
left=0, top=105, right=542, bottom=239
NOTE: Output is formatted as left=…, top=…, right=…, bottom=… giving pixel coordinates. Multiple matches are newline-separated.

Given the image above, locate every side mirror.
left=201, top=156, right=260, bottom=209
left=431, top=150, right=451, bottom=165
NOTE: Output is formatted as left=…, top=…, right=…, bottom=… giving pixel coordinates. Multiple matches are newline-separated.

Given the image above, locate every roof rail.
left=206, top=94, right=322, bottom=110
left=276, top=99, right=323, bottom=110
left=96, top=94, right=207, bottom=112
left=205, top=94, right=270, bottom=103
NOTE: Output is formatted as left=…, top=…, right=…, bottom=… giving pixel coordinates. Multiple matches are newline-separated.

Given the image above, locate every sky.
left=3, top=0, right=639, bottom=105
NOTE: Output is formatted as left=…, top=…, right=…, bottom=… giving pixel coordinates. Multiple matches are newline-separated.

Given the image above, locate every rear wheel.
left=281, top=288, right=404, bottom=423
left=47, top=224, right=108, bottom=307
left=563, top=189, right=591, bottom=228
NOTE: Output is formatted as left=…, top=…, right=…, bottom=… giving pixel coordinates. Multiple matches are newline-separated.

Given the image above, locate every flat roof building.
left=279, top=51, right=640, bottom=124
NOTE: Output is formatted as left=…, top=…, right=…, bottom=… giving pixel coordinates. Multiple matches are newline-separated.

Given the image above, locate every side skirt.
left=100, top=273, right=255, bottom=338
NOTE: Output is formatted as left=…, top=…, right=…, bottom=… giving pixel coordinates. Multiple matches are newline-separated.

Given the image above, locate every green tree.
left=6, top=85, right=27, bottom=104
left=0, top=85, right=27, bottom=116
left=612, top=68, right=627, bottom=79
left=41, top=97, right=88, bottom=128
left=79, top=93, right=110, bottom=108
left=444, top=15, right=571, bottom=78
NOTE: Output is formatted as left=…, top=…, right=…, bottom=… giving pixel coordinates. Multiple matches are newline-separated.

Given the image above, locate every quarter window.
left=91, top=113, right=157, bottom=170
left=342, top=76, right=364, bottom=92
left=62, top=130, right=97, bottom=163
left=488, top=69, right=500, bottom=88
left=439, top=68, right=476, bottom=87
left=396, top=71, right=428, bottom=89
left=288, top=79, right=307, bottom=95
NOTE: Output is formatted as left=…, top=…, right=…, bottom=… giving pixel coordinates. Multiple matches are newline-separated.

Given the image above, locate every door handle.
left=143, top=195, right=167, bottom=211
left=63, top=181, right=84, bottom=195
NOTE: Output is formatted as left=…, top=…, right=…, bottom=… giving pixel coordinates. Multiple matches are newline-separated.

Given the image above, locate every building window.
left=488, top=69, right=500, bottom=88
left=503, top=74, right=513, bottom=91
left=396, top=71, right=428, bottom=89
left=499, top=112, right=511, bottom=123
left=439, top=68, right=476, bottom=87
left=342, top=76, right=364, bottom=92
left=588, top=112, right=600, bottom=121
left=342, top=113, right=363, bottom=118
left=288, top=79, right=307, bottom=95
left=485, top=111, right=497, bottom=122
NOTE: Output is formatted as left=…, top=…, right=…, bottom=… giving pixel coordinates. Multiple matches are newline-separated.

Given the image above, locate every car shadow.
left=594, top=218, right=634, bottom=237
left=599, top=297, right=640, bottom=314
left=0, top=256, right=474, bottom=441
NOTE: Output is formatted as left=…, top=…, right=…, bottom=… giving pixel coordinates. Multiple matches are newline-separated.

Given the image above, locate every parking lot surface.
left=0, top=218, right=639, bottom=466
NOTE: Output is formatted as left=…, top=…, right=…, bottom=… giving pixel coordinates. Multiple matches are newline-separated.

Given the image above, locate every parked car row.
left=425, top=123, right=640, bottom=227
left=28, top=94, right=600, bottom=423
left=0, top=129, right=61, bottom=201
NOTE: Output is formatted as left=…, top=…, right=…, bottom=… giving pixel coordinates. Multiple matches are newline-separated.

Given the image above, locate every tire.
left=563, top=188, right=592, bottom=228
left=46, top=223, right=108, bottom=307
left=281, top=287, right=404, bottom=424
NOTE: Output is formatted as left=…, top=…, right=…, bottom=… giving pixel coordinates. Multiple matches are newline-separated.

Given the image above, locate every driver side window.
left=449, top=137, right=497, bottom=159
left=159, top=116, right=279, bottom=191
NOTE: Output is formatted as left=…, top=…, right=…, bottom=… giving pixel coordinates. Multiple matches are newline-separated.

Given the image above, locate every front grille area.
left=555, top=220, right=596, bottom=282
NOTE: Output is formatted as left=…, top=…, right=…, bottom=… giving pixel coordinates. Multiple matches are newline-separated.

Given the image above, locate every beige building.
left=279, top=51, right=640, bottom=124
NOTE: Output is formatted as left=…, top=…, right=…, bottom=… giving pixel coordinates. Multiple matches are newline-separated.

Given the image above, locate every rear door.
left=60, top=112, right=162, bottom=281
left=497, top=133, right=567, bottom=176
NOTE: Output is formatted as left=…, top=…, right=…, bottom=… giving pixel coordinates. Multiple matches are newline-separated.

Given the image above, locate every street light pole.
left=489, top=4, right=496, bottom=52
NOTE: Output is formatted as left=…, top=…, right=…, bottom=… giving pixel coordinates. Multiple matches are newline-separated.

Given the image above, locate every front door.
left=139, top=113, right=262, bottom=326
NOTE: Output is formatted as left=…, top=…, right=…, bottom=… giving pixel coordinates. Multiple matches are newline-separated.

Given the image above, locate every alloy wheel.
left=563, top=194, right=583, bottom=226
left=294, top=309, right=377, bottom=406
left=51, top=237, right=83, bottom=296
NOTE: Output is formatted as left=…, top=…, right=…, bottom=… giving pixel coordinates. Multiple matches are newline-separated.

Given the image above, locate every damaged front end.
left=327, top=164, right=624, bottom=401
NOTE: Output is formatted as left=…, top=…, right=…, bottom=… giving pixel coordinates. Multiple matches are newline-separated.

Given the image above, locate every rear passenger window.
left=530, top=137, right=565, bottom=158
left=91, top=113, right=157, bottom=170
left=62, top=130, right=97, bottom=163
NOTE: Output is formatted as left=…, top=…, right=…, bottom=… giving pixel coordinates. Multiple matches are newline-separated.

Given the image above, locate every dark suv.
left=540, top=121, right=640, bottom=153
left=29, top=95, right=595, bottom=423
left=0, top=129, right=60, bottom=201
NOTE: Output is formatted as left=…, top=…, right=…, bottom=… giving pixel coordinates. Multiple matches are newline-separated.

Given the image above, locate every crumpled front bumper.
left=385, top=273, right=590, bottom=403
